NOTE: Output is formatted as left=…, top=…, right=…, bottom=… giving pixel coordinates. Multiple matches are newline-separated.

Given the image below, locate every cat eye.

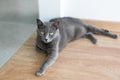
left=40, top=32, right=44, bottom=35
left=49, top=32, right=54, bottom=36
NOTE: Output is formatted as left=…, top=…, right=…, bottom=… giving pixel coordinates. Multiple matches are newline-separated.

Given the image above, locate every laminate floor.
left=0, top=20, right=120, bottom=80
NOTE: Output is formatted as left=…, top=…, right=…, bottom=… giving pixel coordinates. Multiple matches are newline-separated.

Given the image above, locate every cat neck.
left=53, top=29, right=61, bottom=42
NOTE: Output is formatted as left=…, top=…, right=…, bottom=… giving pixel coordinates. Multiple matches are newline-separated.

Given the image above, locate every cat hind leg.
left=95, top=28, right=118, bottom=39
left=86, top=24, right=118, bottom=39
left=84, top=32, right=97, bottom=44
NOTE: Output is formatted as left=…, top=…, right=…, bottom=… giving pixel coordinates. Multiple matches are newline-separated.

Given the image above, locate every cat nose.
left=45, top=39, right=48, bottom=41
left=45, top=34, right=49, bottom=42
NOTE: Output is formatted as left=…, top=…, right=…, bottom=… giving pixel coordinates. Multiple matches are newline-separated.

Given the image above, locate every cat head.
left=36, top=19, right=59, bottom=43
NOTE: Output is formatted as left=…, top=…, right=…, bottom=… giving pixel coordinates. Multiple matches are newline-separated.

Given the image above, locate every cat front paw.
left=35, top=69, right=45, bottom=76
left=112, top=34, right=118, bottom=39
left=92, top=39, right=97, bottom=44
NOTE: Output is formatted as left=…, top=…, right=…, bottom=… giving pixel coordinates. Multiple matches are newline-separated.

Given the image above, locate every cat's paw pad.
left=35, top=70, right=45, bottom=76
left=112, top=34, right=118, bottom=39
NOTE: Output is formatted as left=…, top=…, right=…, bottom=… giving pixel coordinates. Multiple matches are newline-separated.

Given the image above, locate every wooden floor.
left=0, top=20, right=120, bottom=80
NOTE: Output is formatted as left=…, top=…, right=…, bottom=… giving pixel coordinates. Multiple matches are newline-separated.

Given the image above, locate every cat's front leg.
left=35, top=48, right=59, bottom=76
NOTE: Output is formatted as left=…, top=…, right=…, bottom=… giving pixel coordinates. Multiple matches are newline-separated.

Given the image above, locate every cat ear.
left=36, top=19, right=43, bottom=28
left=53, top=21, right=60, bottom=29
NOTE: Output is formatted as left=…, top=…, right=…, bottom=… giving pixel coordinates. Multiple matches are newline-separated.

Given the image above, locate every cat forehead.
left=42, top=22, right=56, bottom=31
left=44, top=22, right=53, bottom=27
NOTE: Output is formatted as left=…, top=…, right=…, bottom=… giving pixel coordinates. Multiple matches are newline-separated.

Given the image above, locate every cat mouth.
left=43, top=40, right=50, bottom=43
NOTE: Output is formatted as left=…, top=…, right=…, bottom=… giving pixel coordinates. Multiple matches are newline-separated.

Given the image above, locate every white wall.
left=61, top=0, right=120, bottom=21
left=38, top=0, right=60, bottom=21
left=39, top=0, right=120, bottom=21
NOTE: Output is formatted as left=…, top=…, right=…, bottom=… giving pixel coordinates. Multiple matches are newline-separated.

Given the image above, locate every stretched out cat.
left=35, top=17, right=118, bottom=76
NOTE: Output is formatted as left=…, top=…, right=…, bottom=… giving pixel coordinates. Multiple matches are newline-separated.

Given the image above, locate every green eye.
left=49, top=32, right=53, bottom=35
left=40, top=32, right=44, bottom=35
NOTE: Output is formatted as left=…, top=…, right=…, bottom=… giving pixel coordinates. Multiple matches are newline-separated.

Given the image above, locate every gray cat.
left=35, top=17, right=118, bottom=76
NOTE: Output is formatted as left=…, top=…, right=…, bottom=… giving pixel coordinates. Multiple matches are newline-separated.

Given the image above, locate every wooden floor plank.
left=0, top=20, right=120, bottom=80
